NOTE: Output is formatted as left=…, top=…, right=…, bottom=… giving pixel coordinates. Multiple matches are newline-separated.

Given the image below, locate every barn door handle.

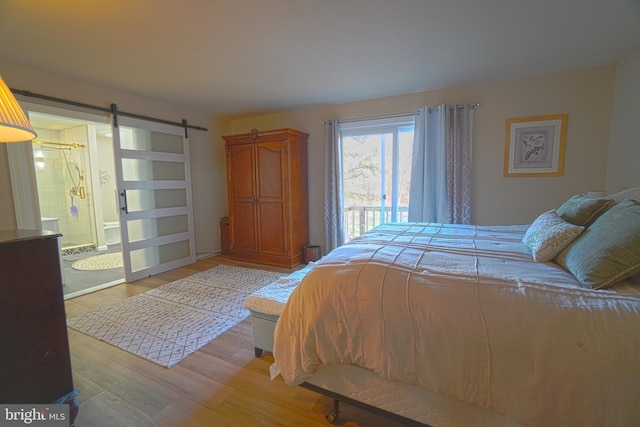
left=120, top=190, right=129, bottom=214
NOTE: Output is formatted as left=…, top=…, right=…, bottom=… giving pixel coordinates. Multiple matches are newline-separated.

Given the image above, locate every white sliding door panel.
left=113, top=117, right=195, bottom=282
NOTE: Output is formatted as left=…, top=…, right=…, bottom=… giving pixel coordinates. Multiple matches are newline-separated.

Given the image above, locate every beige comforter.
left=273, top=223, right=640, bottom=426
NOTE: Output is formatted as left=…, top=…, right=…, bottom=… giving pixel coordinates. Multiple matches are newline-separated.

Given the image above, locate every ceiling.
left=1, top=0, right=639, bottom=117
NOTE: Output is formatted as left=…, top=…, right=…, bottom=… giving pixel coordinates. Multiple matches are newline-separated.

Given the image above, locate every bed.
left=268, top=189, right=640, bottom=427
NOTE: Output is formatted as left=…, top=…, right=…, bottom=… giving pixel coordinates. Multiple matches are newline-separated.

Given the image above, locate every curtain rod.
left=323, top=102, right=480, bottom=125
left=11, top=88, right=208, bottom=132
left=322, top=111, right=416, bottom=125
left=335, top=110, right=418, bottom=125
left=432, top=102, right=481, bottom=111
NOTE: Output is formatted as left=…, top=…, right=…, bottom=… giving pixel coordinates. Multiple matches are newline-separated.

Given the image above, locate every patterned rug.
left=71, top=252, right=123, bottom=271
left=66, top=265, right=282, bottom=367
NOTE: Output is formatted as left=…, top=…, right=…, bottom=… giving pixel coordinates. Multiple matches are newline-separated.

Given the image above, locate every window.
left=340, top=115, right=415, bottom=241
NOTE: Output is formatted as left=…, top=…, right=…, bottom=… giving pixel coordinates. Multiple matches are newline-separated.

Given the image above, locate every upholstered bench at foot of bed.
left=249, top=311, right=279, bottom=357
left=244, top=262, right=316, bottom=357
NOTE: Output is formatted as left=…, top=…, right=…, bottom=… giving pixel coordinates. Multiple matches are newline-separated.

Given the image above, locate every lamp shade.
left=0, top=75, right=36, bottom=143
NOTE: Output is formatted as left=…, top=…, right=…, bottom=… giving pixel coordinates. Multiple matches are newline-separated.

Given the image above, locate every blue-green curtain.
left=323, top=119, right=345, bottom=251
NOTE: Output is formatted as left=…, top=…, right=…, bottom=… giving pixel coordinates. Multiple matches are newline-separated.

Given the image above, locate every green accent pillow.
left=556, top=194, right=613, bottom=226
left=555, top=199, right=640, bottom=289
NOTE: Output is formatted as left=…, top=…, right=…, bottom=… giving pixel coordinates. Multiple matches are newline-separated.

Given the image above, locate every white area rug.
left=71, top=252, right=123, bottom=271
left=67, top=265, right=282, bottom=367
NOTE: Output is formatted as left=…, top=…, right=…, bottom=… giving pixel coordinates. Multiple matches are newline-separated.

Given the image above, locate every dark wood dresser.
left=0, top=230, right=78, bottom=424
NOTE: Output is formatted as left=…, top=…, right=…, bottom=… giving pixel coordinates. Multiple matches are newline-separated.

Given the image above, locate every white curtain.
left=323, top=119, right=345, bottom=252
left=408, top=104, right=473, bottom=224
left=408, top=105, right=449, bottom=222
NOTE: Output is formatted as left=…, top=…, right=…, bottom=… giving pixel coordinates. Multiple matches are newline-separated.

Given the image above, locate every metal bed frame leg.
left=325, top=399, right=340, bottom=424
left=302, top=382, right=429, bottom=426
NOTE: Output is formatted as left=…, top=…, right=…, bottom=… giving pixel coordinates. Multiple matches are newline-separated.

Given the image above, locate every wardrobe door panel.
left=256, top=142, right=284, bottom=199
left=231, top=200, right=258, bottom=251
left=227, top=144, right=254, bottom=199
left=226, top=144, right=258, bottom=253
left=258, top=201, right=286, bottom=254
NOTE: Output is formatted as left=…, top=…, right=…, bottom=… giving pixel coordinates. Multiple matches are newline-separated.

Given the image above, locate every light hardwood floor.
left=65, top=255, right=406, bottom=427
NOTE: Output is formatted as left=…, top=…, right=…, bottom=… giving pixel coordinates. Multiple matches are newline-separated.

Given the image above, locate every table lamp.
left=0, top=75, right=37, bottom=143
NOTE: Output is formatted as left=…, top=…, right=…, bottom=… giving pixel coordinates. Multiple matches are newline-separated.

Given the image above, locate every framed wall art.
left=504, top=114, right=567, bottom=177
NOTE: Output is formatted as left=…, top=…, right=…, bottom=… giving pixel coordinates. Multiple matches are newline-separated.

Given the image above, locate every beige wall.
left=0, top=59, right=226, bottom=257
left=606, top=48, right=640, bottom=192
left=0, top=60, right=624, bottom=258
left=224, top=65, right=617, bottom=249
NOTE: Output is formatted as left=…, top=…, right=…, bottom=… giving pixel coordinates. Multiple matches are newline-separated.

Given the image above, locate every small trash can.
left=220, top=217, right=230, bottom=255
left=303, top=245, right=321, bottom=263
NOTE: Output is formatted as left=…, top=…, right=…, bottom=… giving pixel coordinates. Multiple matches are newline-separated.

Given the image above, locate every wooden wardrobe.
left=223, top=128, right=309, bottom=268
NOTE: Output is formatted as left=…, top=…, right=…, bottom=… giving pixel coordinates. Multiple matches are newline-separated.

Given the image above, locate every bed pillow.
left=607, top=187, right=640, bottom=204
left=555, top=194, right=613, bottom=226
left=522, top=210, right=584, bottom=262
left=555, top=199, right=640, bottom=289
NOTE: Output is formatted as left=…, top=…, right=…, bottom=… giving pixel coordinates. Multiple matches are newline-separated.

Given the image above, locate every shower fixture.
left=59, top=142, right=86, bottom=200
left=33, top=139, right=85, bottom=148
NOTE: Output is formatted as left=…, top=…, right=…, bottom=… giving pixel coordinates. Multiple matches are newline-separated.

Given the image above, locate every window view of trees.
left=342, top=127, right=414, bottom=241
left=343, top=135, right=381, bottom=207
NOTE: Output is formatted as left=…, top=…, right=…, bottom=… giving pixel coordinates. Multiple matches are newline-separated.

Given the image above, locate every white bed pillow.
left=523, top=210, right=585, bottom=262
left=607, top=187, right=640, bottom=204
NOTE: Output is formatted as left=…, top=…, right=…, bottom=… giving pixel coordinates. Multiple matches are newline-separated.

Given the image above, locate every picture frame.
left=504, top=114, right=567, bottom=177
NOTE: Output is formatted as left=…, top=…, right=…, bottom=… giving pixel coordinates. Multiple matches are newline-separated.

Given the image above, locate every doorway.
left=10, top=101, right=198, bottom=296
left=26, top=106, right=125, bottom=298
left=340, top=115, right=415, bottom=241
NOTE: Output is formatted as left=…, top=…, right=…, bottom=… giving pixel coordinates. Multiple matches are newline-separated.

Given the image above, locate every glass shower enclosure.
left=33, top=139, right=96, bottom=253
